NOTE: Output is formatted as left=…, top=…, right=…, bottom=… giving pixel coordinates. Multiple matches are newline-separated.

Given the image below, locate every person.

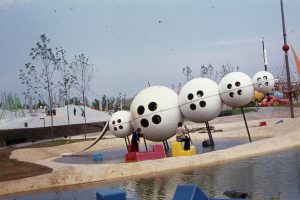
left=131, top=128, right=143, bottom=152
left=73, top=107, right=76, bottom=116
left=176, top=122, right=191, bottom=151
left=81, top=107, right=85, bottom=117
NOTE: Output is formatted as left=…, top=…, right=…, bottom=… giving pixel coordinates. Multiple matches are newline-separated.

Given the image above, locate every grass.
left=0, top=148, right=52, bottom=182
left=219, top=107, right=255, bottom=117
left=26, top=138, right=95, bottom=148
left=274, top=103, right=300, bottom=107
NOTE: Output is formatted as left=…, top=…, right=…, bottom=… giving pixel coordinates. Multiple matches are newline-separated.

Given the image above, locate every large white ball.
left=179, top=78, right=222, bottom=123
left=130, top=86, right=183, bottom=142
left=219, top=72, right=254, bottom=108
left=252, top=71, right=275, bottom=94
left=109, top=111, right=133, bottom=138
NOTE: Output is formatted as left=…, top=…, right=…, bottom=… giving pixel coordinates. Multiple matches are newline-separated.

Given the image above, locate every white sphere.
left=130, top=86, right=183, bottom=142
left=219, top=72, right=254, bottom=108
left=179, top=78, right=222, bottom=122
left=109, top=111, right=133, bottom=138
left=252, top=71, right=275, bottom=94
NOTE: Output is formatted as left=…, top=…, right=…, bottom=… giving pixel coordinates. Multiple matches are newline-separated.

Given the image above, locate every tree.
left=101, top=95, right=107, bottom=111
left=56, top=47, right=76, bottom=140
left=200, top=64, right=215, bottom=79
left=71, top=53, right=94, bottom=139
left=182, top=65, right=193, bottom=82
left=92, top=99, right=100, bottom=110
left=19, top=34, right=58, bottom=142
left=218, top=61, right=238, bottom=81
left=107, top=97, right=116, bottom=111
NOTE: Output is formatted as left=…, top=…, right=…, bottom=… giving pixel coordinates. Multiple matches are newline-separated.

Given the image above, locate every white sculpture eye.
left=130, top=86, right=183, bottom=142
left=179, top=78, right=222, bottom=123
left=219, top=72, right=254, bottom=108
left=252, top=71, right=275, bottom=94
left=109, top=111, right=133, bottom=138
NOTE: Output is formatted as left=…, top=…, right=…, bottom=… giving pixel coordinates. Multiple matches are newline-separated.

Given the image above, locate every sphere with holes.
left=109, top=110, right=133, bottom=138
left=179, top=78, right=222, bottom=123
left=252, top=71, right=275, bottom=94
left=130, top=86, right=183, bottom=142
left=219, top=72, right=254, bottom=108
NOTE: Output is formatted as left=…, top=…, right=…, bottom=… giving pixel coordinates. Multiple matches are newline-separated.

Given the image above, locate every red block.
left=259, top=121, right=267, bottom=126
left=127, top=144, right=139, bottom=152
left=125, top=144, right=166, bottom=162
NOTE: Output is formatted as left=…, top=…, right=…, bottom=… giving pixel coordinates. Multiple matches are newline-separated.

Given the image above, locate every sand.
left=1, top=111, right=300, bottom=195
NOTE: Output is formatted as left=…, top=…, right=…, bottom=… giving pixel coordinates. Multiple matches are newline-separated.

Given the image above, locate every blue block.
left=172, top=185, right=247, bottom=200
left=96, top=187, right=126, bottom=200
left=172, top=184, right=209, bottom=200
left=93, top=152, right=103, bottom=161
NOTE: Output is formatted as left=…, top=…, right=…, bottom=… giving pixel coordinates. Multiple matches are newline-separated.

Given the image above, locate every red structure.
left=125, top=144, right=166, bottom=162
left=259, top=95, right=289, bottom=107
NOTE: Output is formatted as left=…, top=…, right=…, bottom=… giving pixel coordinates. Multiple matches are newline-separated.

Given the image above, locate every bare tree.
left=71, top=53, right=94, bottom=139
left=56, top=47, right=76, bottom=140
left=182, top=65, right=193, bottom=82
left=19, top=34, right=58, bottom=142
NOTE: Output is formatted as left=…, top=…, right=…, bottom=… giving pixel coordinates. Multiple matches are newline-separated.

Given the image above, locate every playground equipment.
left=253, top=90, right=264, bottom=102
left=125, top=144, right=166, bottom=162
left=64, top=70, right=275, bottom=162
left=0, top=92, right=25, bottom=120
left=259, top=95, right=289, bottom=107
left=171, top=141, right=197, bottom=157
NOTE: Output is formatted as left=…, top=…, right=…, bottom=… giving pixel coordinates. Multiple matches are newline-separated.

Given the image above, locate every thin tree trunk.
left=83, top=91, right=87, bottom=140
left=66, top=93, right=71, bottom=140
left=49, top=89, right=54, bottom=142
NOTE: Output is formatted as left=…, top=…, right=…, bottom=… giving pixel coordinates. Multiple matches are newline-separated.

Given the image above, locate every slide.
left=61, top=121, right=109, bottom=156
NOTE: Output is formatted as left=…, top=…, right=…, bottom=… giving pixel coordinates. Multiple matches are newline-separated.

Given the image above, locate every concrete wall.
left=0, top=122, right=107, bottom=146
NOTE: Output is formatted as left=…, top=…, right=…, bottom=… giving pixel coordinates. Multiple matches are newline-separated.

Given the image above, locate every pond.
left=2, top=143, right=300, bottom=200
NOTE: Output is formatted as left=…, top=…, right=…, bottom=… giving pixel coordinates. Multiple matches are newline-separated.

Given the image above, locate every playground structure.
left=0, top=92, right=25, bottom=120
left=63, top=70, right=275, bottom=163
left=259, top=95, right=289, bottom=107
left=273, top=45, right=300, bottom=104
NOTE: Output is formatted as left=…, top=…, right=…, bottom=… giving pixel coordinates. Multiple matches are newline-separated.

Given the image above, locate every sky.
left=0, top=0, right=300, bottom=102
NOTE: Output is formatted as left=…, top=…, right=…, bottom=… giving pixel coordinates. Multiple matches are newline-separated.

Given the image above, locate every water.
left=54, top=137, right=250, bottom=164
left=2, top=144, right=300, bottom=200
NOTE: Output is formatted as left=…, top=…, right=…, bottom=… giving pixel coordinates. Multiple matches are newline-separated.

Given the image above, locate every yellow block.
left=171, top=141, right=197, bottom=157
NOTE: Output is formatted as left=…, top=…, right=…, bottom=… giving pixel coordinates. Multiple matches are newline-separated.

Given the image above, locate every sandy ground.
left=1, top=108, right=300, bottom=195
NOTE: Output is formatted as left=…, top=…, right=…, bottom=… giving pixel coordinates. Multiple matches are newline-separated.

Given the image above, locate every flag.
left=291, top=45, right=300, bottom=79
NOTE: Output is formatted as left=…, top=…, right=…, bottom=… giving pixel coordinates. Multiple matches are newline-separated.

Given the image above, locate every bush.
left=219, top=110, right=233, bottom=117
left=3, top=135, right=28, bottom=145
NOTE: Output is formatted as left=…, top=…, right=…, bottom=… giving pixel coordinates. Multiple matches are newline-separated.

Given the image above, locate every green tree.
left=92, top=99, right=100, bottom=110
left=19, top=34, right=58, bottom=142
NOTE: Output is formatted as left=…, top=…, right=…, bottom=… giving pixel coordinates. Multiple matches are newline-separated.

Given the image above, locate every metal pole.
left=126, top=136, right=130, bottom=145
left=280, top=0, right=294, bottom=118
left=143, top=137, right=148, bottom=151
left=241, top=107, right=252, bottom=142
left=124, top=138, right=129, bottom=151
left=262, top=38, right=268, bottom=71
left=205, top=121, right=214, bottom=147
left=162, top=141, right=167, bottom=150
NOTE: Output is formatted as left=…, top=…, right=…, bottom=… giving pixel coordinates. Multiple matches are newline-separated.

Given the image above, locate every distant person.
left=131, top=128, right=143, bottom=152
left=176, top=122, right=191, bottom=151
left=81, top=108, right=85, bottom=117
left=73, top=107, right=76, bottom=116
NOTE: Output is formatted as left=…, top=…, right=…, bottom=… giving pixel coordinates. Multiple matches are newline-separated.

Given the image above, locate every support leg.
left=143, top=137, right=148, bottom=151
left=241, top=107, right=252, bottom=142
left=205, top=121, right=215, bottom=148
left=124, top=138, right=129, bottom=151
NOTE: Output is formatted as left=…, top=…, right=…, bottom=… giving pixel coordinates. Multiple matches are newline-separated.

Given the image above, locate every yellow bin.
left=171, top=141, right=197, bottom=157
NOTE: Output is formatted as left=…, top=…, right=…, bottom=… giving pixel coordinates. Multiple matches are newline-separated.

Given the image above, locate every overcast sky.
left=0, top=0, right=299, bottom=101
